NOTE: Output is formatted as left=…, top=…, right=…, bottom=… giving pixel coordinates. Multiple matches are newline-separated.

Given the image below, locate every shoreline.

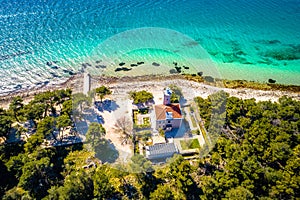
left=0, top=74, right=299, bottom=109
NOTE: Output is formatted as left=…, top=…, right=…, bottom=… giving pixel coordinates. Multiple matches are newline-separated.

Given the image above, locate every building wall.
left=171, top=118, right=182, bottom=128
left=156, top=120, right=166, bottom=130
left=156, top=118, right=182, bottom=130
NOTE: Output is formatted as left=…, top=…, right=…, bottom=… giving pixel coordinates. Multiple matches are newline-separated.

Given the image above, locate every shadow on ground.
left=165, top=119, right=190, bottom=138
left=94, top=139, right=119, bottom=163
left=95, top=100, right=120, bottom=113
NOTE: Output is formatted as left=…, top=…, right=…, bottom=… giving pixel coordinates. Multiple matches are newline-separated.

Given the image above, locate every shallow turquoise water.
left=0, top=0, right=299, bottom=93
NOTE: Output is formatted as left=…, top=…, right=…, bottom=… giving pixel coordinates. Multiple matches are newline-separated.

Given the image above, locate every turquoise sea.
left=0, top=0, right=299, bottom=94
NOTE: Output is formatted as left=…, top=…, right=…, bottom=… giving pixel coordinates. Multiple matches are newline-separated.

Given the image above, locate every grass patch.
left=133, top=109, right=149, bottom=125
left=190, top=113, right=197, bottom=128
left=180, top=138, right=200, bottom=150
left=139, top=109, right=149, bottom=114
left=143, top=117, right=150, bottom=125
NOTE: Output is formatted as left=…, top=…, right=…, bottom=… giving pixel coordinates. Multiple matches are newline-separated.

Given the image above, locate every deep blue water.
left=0, top=0, right=299, bottom=93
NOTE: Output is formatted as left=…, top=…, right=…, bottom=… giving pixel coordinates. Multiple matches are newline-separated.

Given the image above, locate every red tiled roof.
left=154, top=104, right=182, bottom=120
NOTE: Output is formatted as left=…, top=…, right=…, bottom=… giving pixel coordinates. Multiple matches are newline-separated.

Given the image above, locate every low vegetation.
left=95, top=86, right=112, bottom=102
left=223, top=79, right=300, bottom=92
left=183, top=73, right=300, bottom=92
left=180, top=138, right=200, bottom=150
left=129, top=90, right=153, bottom=104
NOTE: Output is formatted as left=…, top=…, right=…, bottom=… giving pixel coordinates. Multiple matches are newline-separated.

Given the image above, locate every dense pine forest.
left=0, top=89, right=299, bottom=199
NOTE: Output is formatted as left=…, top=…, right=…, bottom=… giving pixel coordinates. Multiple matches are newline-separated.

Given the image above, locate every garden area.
left=132, top=108, right=151, bottom=129
left=180, top=138, right=200, bottom=150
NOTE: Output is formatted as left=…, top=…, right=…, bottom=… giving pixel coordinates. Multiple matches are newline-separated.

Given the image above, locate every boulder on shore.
left=152, top=62, right=160, bottom=66
left=175, top=66, right=182, bottom=73
left=51, top=66, right=59, bottom=70
left=204, top=76, right=214, bottom=83
left=115, top=67, right=132, bottom=72
left=197, top=72, right=203, bottom=76
left=268, top=79, right=276, bottom=84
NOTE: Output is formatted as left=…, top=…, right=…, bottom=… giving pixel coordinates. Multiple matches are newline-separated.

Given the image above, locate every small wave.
left=0, top=12, right=38, bottom=19
left=0, top=51, right=31, bottom=61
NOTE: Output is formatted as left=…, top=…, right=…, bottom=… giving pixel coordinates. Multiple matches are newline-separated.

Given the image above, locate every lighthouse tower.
left=163, top=87, right=172, bottom=105
left=83, top=72, right=91, bottom=95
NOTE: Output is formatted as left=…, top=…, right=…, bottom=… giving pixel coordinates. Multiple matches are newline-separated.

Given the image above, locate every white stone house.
left=154, top=88, right=183, bottom=131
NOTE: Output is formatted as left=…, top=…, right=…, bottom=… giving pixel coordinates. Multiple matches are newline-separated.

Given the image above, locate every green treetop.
left=86, top=122, right=106, bottom=148
left=95, top=86, right=112, bottom=102
left=0, top=108, right=12, bottom=138
left=129, top=90, right=153, bottom=104
left=9, top=96, right=24, bottom=122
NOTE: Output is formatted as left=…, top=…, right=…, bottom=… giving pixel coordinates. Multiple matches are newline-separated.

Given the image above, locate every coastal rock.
left=115, top=67, right=132, bottom=72
left=46, top=61, right=52, bottom=66
left=183, top=66, right=189, bottom=70
left=130, top=64, right=138, bottom=67
left=50, top=72, right=61, bottom=78
left=63, top=69, right=75, bottom=75
left=169, top=69, right=178, bottom=74
left=121, top=67, right=131, bottom=71
left=175, top=66, right=181, bottom=73
left=68, top=71, right=76, bottom=75
left=137, top=62, right=144, bottom=65
left=152, top=62, right=160, bottom=66
left=204, top=76, right=214, bottom=83
left=51, top=66, right=59, bottom=69
left=197, top=72, right=203, bottom=76
left=14, top=84, right=22, bottom=89
left=95, top=65, right=106, bottom=69
left=268, top=79, right=276, bottom=84
left=95, top=60, right=102, bottom=64
left=119, top=62, right=126, bottom=66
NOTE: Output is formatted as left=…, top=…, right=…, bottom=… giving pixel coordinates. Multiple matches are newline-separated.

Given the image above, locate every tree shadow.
left=94, top=100, right=119, bottom=113
left=140, top=172, right=161, bottom=198
left=179, top=95, right=188, bottom=106
left=96, top=115, right=105, bottom=124
left=132, top=99, right=155, bottom=110
left=74, top=108, right=99, bottom=135
left=94, top=139, right=119, bottom=163
left=108, top=100, right=119, bottom=112
left=74, top=118, right=88, bottom=135
left=5, top=127, right=21, bottom=143
left=122, top=183, right=138, bottom=199
left=165, top=119, right=190, bottom=138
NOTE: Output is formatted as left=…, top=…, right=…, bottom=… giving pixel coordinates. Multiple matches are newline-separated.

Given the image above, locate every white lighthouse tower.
left=163, top=87, right=172, bottom=105
left=83, top=72, right=91, bottom=95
